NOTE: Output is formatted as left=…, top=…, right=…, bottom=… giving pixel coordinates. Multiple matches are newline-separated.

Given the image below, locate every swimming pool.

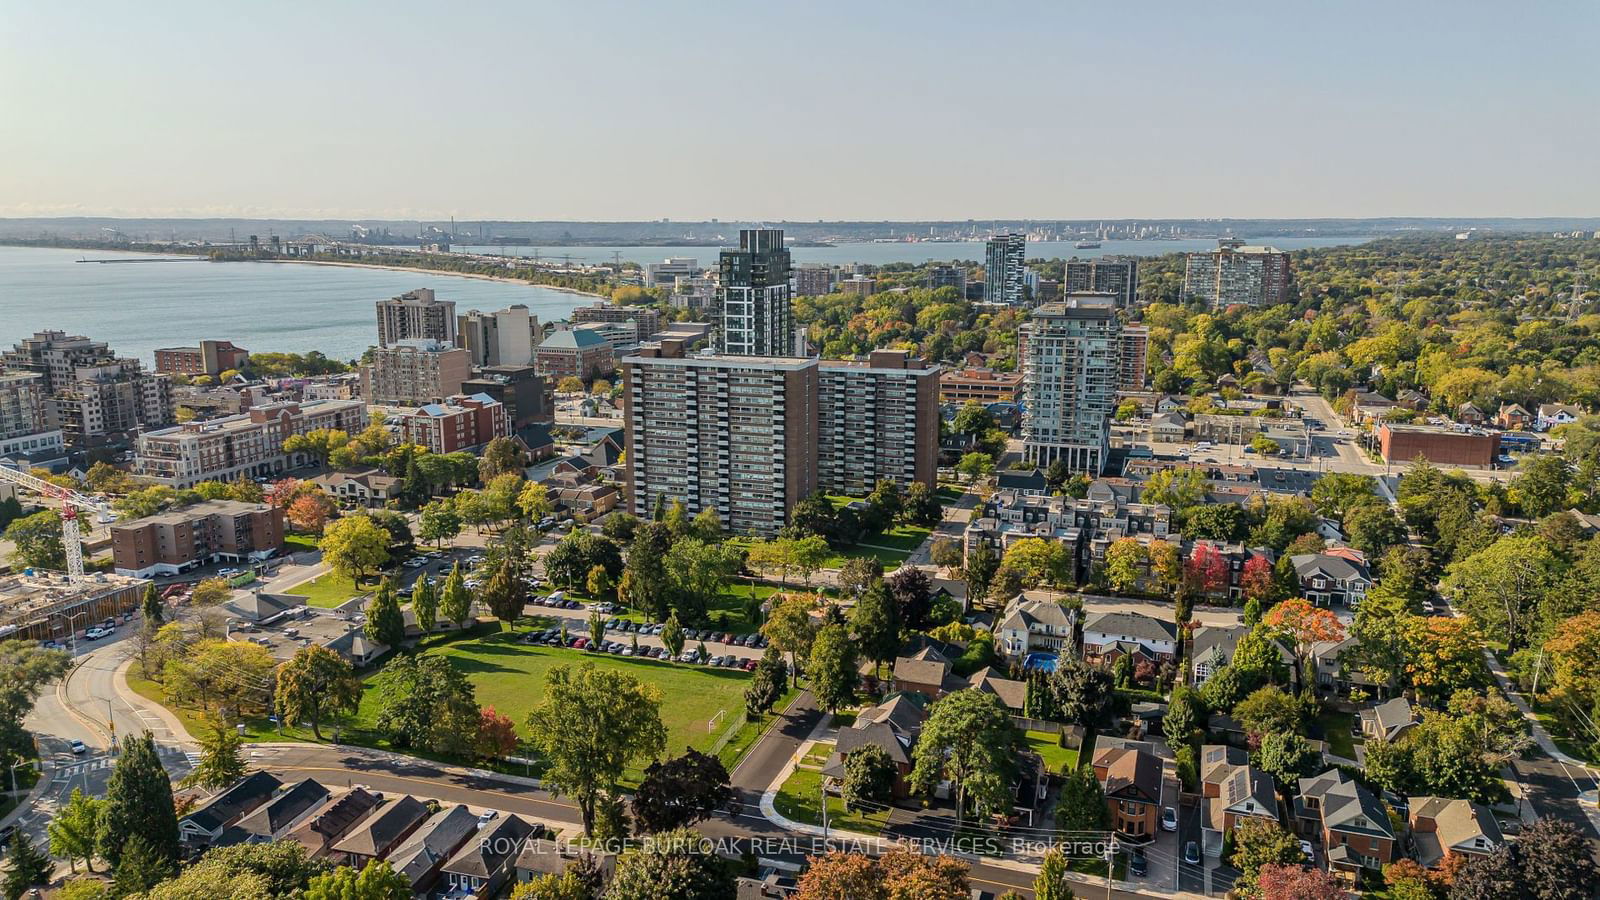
left=1023, top=651, right=1059, bottom=672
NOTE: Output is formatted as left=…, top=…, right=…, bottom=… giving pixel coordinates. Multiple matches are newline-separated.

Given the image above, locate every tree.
left=808, top=623, right=859, bottom=714
left=1183, top=503, right=1246, bottom=542
left=838, top=557, right=883, bottom=599
left=795, top=849, right=968, bottom=900
left=49, top=787, right=103, bottom=874
left=929, top=538, right=963, bottom=571
left=1049, top=659, right=1115, bottom=726
left=161, top=639, right=275, bottom=720
left=111, top=834, right=174, bottom=897
left=1511, top=454, right=1573, bottom=519
left=1032, top=849, right=1077, bottom=900
left=283, top=427, right=348, bottom=469
left=632, top=749, right=734, bottom=834
left=762, top=593, right=818, bottom=678
left=745, top=647, right=789, bottom=716
left=910, top=689, right=1017, bottom=823
left=887, top=566, right=935, bottom=630
left=304, top=860, right=411, bottom=900
left=1309, top=472, right=1378, bottom=525
left=371, top=655, right=479, bottom=755
left=365, top=576, right=406, bottom=647
left=1361, top=736, right=1415, bottom=797
left=1254, top=732, right=1320, bottom=785
left=1164, top=685, right=1203, bottom=747
left=1255, top=863, right=1343, bottom=900
left=287, top=490, right=336, bottom=534
left=952, top=401, right=997, bottom=436
left=903, top=481, right=943, bottom=527
left=1053, top=765, right=1109, bottom=831
left=1240, top=555, right=1278, bottom=611
left=1405, top=616, right=1487, bottom=706
left=184, top=721, right=246, bottom=791
left=1234, top=685, right=1304, bottom=739
left=849, top=580, right=900, bottom=677
left=1345, top=503, right=1408, bottom=558
left=1451, top=846, right=1524, bottom=900
left=1102, top=537, right=1149, bottom=594
left=320, top=515, right=390, bottom=586
left=660, top=611, right=685, bottom=659
left=663, top=538, right=742, bottom=624
left=479, top=436, right=525, bottom=481
left=1144, top=466, right=1208, bottom=511
left=439, top=561, right=473, bottom=626
left=840, top=743, right=897, bottom=812
left=1518, top=818, right=1600, bottom=900
left=474, top=706, right=519, bottom=760
left=956, top=451, right=993, bottom=484
left=276, top=644, right=361, bottom=740
left=525, top=663, right=667, bottom=835
left=622, top=523, right=674, bottom=619
left=1183, top=542, right=1230, bottom=600
left=606, top=827, right=734, bottom=899
left=963, top=540, right=999, bottom=607
left=138, top=582, right=165, bottom=630
left=410, top=574, right=438, bottom=634
left=187, top=576, right=232, bottom=607
left=480, top=553, right=529, bottom=629
left=98, top=732, right=179, bottom=870
left=4, top=509, right=64, bottom=570
left=1229, top=818, right=1303, bottom=889
left=0, top=640, right=68, bottom=773
left=517, top=480, right=554, bottom=523
left=1440, top=535, right=1562, bottom=649
left=417, top=500, right=462, bottom=548
left=1263, top=598, right=1345, bottom=668
left=795, top=851, right=881, bottom=899
left=511, top=872, right=591, bottom=900
left=156, top=840, right=331, bottom=897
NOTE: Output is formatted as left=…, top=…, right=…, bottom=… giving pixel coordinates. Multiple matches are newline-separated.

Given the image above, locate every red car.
left=572, top=637, right=588, bottom=649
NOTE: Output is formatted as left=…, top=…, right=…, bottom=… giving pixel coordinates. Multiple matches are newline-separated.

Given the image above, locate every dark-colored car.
left=1128, top=849, right=1147, bottom=878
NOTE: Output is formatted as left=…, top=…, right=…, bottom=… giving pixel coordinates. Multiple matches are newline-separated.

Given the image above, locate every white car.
left=1161, top=807, right=1178, bottom=832
left=403, top=558, right=428, bottom=568
left=83, top=627, right=106, bottom=641
left=1298, top=839, right=1316, bottom=863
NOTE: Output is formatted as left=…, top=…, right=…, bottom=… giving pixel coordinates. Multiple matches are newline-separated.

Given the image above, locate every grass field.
left=773, top=767, right=891, bottom=835
left=284, top=573, right=369, bottom=609
left=347, top=630, right=754, bottom=784
left=1315, top=710, right=1358, bottom=760
left=282, top=534, right=319, bottom=555
left=1025, top=730, right=1079, bottom=774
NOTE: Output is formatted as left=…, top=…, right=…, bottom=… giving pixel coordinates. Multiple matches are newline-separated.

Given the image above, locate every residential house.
left=1397, top=390, right=1429, bottom=411
left=1456, top=403, right=1485, bottom=427
left=996, top=468, right=1049, bottom=496
left=331, top=795, right=430, bottom=867
left=1407, top=796, right=1503, bottom=870
left=967, top=667, right=1028, bottom=714
left=1495, top=403, right=1532, bottom=430
left=179, top=772, right=283, bottom=847
left=285, top=787, right=381, bottom=857
left=385, top=805, right=481, bottom=895
left=995, top=591, right=1078, bottom=661
left=1091, top=744, right=1163, bottom=844
left=1150, top=412, right=1187, bottom=443
left=820, top=694, right=929, bottom=798
left=313, top=468, right=400, bottom=508
left=514, top=421, right=557, bottom=462
left=514, top=840, right=619, bottom=890
left=232, top=779, right=333, bottom=843
left=1537, top=403, right=1583, bottom=432
left=1294, top=769, right=1396, bottom=874
left=1360, top=697, right=1418, bottom=743
left=1190, top=625, right=1298, bottom=691
left=1199, top=745, right=1280, bottom=858
left=1082, top=612, right=1178, bottom=667
left=1310, top=637, right=1377, bottom=696
left=440, top=814, right=536, bottom=897
left=891, top=647, right=958, bottom=700
left=1290, top=553, right=1372, bottom=608
left=544, top=471, right=621, bottom=522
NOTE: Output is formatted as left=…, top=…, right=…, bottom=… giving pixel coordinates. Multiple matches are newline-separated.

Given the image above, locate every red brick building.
left=1377, top=423, right=1499, bottom=468
left=111, top=499, right=285, bottom=578
left=154, top=340, right=250, bottom=377
left=400, top=393, right=510, bottom=454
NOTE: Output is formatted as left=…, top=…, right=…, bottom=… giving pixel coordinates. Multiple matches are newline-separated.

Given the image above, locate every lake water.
left=0, top=246, right=592, bottom=365
left=448, top=236, right=1373, bottom=267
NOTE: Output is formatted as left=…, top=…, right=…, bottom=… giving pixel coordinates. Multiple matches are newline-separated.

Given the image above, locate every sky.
left=2, top=0, right=1596, bottom=221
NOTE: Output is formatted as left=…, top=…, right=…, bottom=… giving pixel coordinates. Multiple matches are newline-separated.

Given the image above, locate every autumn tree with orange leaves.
left=1263, top=598, right=1346, bottom=679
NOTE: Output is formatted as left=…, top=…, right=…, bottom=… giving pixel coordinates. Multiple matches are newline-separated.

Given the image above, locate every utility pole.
left=820, top=776, right=829, bottom=839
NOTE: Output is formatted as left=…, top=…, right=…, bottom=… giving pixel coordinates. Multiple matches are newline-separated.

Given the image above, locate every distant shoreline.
left=250, top=257, right=607, bottom=299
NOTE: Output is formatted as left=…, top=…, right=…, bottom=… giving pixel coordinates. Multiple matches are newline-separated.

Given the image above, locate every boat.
left=1075, top=240, right=1102, bottom=249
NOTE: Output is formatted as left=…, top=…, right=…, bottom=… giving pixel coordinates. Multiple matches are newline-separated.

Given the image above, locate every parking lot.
left=517, top=595, right=771, bottom=670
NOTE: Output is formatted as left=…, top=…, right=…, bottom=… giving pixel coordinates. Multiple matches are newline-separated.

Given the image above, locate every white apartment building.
left=376, top=289, right=458, bottom=347
left=1021, top=294, right=1121, bottom=475
left=134, top=399, right=366, bottom=488
left=364, top=340, right=471, bottom=407
left=458, top=305, right=542, bottom=367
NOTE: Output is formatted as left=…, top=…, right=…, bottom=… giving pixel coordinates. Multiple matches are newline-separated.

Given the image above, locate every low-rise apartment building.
left=939, top=367, right=1023, bottom=405
left=534, top=329, right=615, bottom=381
left=111, top=499, right=286, bottom=577
left=154, top=340, right=250, bottom=377
left=571, top=303, right=662, bottom=339
left=399, top=393, right=509, bottom=454
left=134, top=399, right=366, bottom=488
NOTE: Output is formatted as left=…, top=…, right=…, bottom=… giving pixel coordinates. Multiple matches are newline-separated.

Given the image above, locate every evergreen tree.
left=184, top=722, right=246, bottom=791
left=140, top=582, right=164, bottom=628
left=365, top=576, right=406, bottom=647
left=412, top=573, right=438, bottom=634
left=111, top=835, right=173, bottom=897
left=2, top=832, right=52, bottom=900
left=439, top=562, right=472, bottom=626
left=98, top=733, right=179, bottom=870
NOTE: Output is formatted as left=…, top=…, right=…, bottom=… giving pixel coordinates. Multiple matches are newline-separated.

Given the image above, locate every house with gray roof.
left=996, top=468, right=1048, bottom=496
left=179, top=771, right=282, bottom=847
left=1407, top=796, right=1503, bottom=870
left=1082, top=612, right=1177, bottom=666
left=233, top=779, right=332, bottom=843
left=1360, top=697, right=1417, bottom=743
left=820, top=693, right=928, bottom=798
left=331, top=795, right=430, bottom=867
left=1199, top=744, right=1279, bottom=858
left=996, top=591, right=1078, bottom=660
left=285, top=786, right=381, bottom=857
left=1190, top=625, right=1297, bottom=690
left=385, top=805, right=480, bottom=893
left=1294, top=769, right=1395, bottom=874
left=1290, top=553, right=1372, bottom=608
left=513, top=840, right=618, bottom=889
left=441, top=814, right=536, bottom=898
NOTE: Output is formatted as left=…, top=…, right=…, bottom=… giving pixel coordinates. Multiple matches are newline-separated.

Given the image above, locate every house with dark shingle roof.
left=1290, top=553, right=1373, bottom=608
left=995, top=591, right=1078, bottom=660
left=440, top=814, right=535, bottom=897
left=1294, top=769, right=1395, bottom=873
left=1360, top=697, right=1417, bottom=743
left=232, top=779, right=332, bottom=843
left=820, top=693, right=928, bottom=798
left=285, top=787, right=381, bottom=857
left=385, top=805, right=480, bottom=893
left=1082, top=612, right=1177, bottom=666
left=1198, top=745, right=1278, bottom=858
left=1091, top=745, right=1163, bottom=845
left=1407, top=796, right=1503, bottom=870
left=179, top=772, right=282, bottom=847
left=513, top=839, right=618, bottom=890
left=331, top=795, right=430, bottom=867
left=996, top=468, right=1049, bottom=496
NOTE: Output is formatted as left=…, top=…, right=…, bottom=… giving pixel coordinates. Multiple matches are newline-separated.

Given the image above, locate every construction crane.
left=0, top=467, right=115, bottom=582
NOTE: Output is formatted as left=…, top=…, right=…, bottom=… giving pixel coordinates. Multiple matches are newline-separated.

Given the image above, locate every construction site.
left=0, top=570, right=148, bottom=643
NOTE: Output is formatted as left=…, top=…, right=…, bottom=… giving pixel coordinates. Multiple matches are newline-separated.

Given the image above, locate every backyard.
left=1024, top=730, right=1079, bottom=774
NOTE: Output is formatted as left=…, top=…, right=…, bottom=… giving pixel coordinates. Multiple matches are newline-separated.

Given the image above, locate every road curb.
left=0, top=761, right=56, bottom=832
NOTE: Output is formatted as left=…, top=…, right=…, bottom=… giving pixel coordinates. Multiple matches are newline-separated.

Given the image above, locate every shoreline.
left=251, top=257, right=607, bottom=299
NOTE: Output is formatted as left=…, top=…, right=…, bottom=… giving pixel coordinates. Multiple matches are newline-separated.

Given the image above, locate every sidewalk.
left=1481, top=648, right=1600, bottom=833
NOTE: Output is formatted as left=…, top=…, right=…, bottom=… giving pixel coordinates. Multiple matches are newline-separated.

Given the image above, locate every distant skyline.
left=3, top=1, right=1597, bottom=221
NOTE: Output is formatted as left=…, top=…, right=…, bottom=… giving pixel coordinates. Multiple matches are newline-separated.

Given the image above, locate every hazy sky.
left=3, top=0, right=1596, bottom=220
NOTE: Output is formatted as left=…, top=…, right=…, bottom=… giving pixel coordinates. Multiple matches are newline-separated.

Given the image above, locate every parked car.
left=1161, top=807, right=1178, bottom=832
left=1298, top=839, right=1316, bottom=863
left=1183, top=842, right=1200, bottom=866
left=83, top=627, right=106, bottom=641
left=1129, top=849, right=1147, bottom=877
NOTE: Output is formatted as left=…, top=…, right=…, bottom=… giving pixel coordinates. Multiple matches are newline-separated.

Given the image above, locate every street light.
left=55, top=610, right=95, bottom=657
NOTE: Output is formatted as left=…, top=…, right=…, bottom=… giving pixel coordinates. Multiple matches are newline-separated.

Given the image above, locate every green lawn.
left=713, top=688, right=799, bottom=772
left=282, top=534, right=319, bottom=555
left=284, top=572, right=369, bottom=609
left=773, top=767, right=891, bottom=835
left=1025, top=730, right=1079, bottom=774
left=347, top=630, right=754, bottom=785
left=1316, top=710, right=1358, bottom=760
